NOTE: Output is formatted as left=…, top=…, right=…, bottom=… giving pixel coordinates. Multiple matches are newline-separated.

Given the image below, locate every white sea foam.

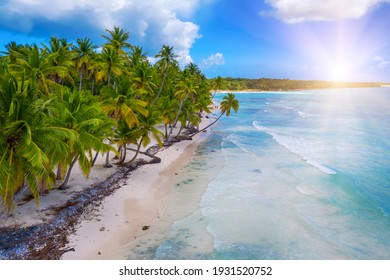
left=225, top=134, right=254, bottom=156
left=296, top=110, right=316, bottom=118
left=253, top=121, right=337, bottom=175
left=296, top=184, right=327, bottom=198
left=281, top=105, right=316, bottom=118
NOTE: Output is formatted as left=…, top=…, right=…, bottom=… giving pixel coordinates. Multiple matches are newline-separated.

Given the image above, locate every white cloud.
left=262, top=0, right=390, bottom=23
left=372, top=55, right=390, bottom=67
left=0, top=0, right=211, bottom=65
left=200, top=52, right=225, bottom=68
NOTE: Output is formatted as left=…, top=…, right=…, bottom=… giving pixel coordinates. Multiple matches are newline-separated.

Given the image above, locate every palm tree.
left=9, top=44, right=61, bottom=95
left=52, top=89, right=115, bottom=189
left=0, top=74, right=75, bottom=213
left=111, top=119, right=138, bottom=164
left=42, top=37, right=74, bottom=86
left=184, top=62, right=202, bottom=78
left=1, top=41, right=23, bottom=63
left=169, top=76, right=198, bottom=136
left=175, top=103, right=201, bottom=137
left=73, top=38, right=97, bottom=91
left=131, top=61, right=156, bottom=100
left=100, top=76, right=148, bottom=127
left=125, top=108, right=163, bottom=164
left=155, top=97, right=178, bottom=140
left=129, top=45, right=148, bottom=67
left=95, top=45, right=125, bottom=86
left=153, top=45, right=178, bottom=102
left=190, top=92, right=239, bottom=137
left=99, top=76, right=148, bottom=167
left=101, top=26, right=131, bottom=54
left=212, top=76, right=223, bottom=99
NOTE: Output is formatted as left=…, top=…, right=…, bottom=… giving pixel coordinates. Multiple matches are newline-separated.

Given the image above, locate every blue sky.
left=1, top=0, right=390, bottom=82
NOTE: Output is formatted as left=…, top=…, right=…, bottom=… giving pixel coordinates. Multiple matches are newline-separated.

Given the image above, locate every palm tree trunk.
left=176, top=121, right=184, bottom=137
left=56, top=163, right=63, bottom=180
left=59, top=156, right=79, bottom=189
left=91, top=79, right=95, bottom=95
left=169, top=98, right=186, bottom=135
left=190, top=112, right=224, bottom=137
left=104, top=151, right=112, bottom=168
left=164, top=124, right=168, bottom=141
left=126, top=137, right=143, bottom=164
left=92, top=151, right=99, bottom=166
left=153, top=70, right=167, bottom=104
left=79, top=71, right=83, bottom=91
left=118, top=144, right=127, bottom=164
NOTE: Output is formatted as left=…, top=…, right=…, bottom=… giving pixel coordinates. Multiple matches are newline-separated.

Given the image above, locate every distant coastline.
left=209, top=77, right=389, bottom=92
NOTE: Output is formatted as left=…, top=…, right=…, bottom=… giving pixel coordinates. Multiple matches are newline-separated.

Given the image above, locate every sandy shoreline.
left=61, top=129, right=210, bottom=259
left=0, top=108, right=216, bottom=260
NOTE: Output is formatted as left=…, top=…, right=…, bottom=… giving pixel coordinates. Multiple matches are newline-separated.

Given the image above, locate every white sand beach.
left=0, top=116, right=212, bottom=260
left=62, top=133, right=208, bottom=259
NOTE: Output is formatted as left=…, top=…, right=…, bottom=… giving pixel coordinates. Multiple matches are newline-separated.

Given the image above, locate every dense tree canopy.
left=0, top=26, right=238, bottom=214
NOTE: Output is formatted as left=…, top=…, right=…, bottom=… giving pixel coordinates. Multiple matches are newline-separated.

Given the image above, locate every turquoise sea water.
left=128, top=88, right=390, bottom=260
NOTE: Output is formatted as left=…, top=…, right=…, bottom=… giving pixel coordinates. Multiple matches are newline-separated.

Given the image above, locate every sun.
left=327, top=62, right=349, bottom=82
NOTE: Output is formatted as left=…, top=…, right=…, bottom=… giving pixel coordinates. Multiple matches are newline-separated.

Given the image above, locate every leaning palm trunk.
left=59, top=156, right=79, bottom=189
left=91, top=151, right=100, bottom=166
left=153, top=70, right=167, bottom=104
left=176, top=121, right=184, bottom=137
left=118, top=144, right=127, bottom=164
left=126, top=137, right=144, bottom=164
left=190, top=112, right=224, bottom=137
left=169, top=97, right=186, bottom=136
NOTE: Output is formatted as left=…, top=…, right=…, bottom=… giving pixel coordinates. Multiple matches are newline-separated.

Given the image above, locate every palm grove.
left=0, top=27, right=239, bottom=214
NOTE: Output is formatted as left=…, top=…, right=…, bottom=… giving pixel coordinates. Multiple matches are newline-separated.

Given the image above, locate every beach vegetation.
left=0, top=27, right=237, bottom=213
left=190, top=92, right=239, bottom=137
left=210, top=77, right=381, bottom=91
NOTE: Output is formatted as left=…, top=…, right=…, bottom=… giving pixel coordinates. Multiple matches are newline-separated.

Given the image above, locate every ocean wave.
left=296, top=184, right=328, bottom=198
left=253, top=121, right=337, bottom=175
left=281, top=106, right=316, bottom=118
left=225, top=134, right=254, bottom=156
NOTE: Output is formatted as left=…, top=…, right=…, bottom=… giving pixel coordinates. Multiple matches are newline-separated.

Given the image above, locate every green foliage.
left=210, top=77, right=381, bottom=91
left=0, top=27, right=215, bottom=213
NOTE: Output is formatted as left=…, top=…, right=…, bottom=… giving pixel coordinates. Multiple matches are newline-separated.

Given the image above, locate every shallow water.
left=127, top=88, right=390, bottom=260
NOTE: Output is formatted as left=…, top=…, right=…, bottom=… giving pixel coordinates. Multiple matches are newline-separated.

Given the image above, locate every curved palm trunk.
left=175, top=121, right=184, bottom=137
left=190, top=112, right=224, bottom=137
left=169, top=97, right=186, bottom=136
left=126, top=137, right=144, bottom=164
left=153, top=70, right=167, bottom=104
left=118, top=144, right=127, bottom=164
left=59, top=156, right=79, bottom=189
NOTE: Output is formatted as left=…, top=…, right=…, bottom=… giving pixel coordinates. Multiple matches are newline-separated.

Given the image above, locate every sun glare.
left=327, top=62, right=350, bottom=82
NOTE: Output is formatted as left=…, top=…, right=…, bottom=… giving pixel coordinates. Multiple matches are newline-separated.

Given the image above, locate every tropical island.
left=0, top=26, right=386, bottom=260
